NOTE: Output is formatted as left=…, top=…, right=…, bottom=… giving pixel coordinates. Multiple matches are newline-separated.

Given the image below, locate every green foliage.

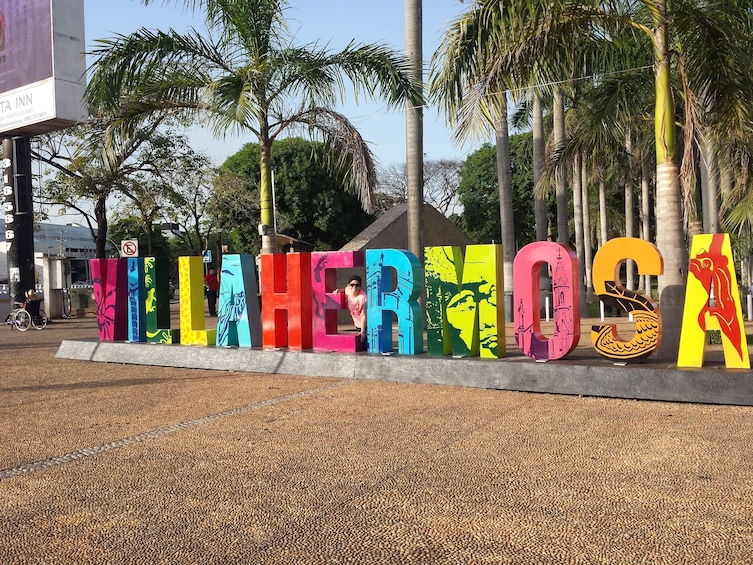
left=207, top=169, right=261, bottom=255
left=216, top=138, right=375, bottom=251
left=457, top=135, right=541, bottom=247
left=85, top=0, right=422, bottom=249
left=706, top=330, right=723, bottom=345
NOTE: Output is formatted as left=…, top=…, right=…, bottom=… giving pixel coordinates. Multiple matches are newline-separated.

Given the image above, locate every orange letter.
left=591, top=238, right=663, bottom=362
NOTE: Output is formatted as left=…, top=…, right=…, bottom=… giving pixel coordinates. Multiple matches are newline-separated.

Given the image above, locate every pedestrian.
left=204, top=267, right=219, bottom=317
left=336, top=274, right=367, bottom=343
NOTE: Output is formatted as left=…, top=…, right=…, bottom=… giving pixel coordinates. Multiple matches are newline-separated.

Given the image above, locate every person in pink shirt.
left=337, top=274, right=367, bottom=342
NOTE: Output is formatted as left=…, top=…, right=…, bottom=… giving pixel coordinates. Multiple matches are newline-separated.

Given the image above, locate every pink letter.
left=90, top=258, right=129, bottom=341
left=513, top=242, right=580, bottom=360
left=311, top=251, right=365, bottom=352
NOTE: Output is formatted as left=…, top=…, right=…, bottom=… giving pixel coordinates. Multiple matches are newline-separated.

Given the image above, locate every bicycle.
left=4, top=299, right=48, bottom=331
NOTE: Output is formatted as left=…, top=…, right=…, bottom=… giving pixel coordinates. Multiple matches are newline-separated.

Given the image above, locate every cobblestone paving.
left=1, top=316, right=752, bottom=564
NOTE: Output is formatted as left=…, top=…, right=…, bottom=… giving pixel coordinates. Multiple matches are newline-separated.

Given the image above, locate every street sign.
left=121, top=239, right=139, bottom=258
left=202, top=249, right=212, bottom=263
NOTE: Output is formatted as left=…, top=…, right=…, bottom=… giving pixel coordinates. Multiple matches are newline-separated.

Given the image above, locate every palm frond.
left=279, top=107, right=377, bottom=214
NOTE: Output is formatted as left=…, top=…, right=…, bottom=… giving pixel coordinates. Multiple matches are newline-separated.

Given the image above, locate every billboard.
left=0, top=0, right=86, bottom=136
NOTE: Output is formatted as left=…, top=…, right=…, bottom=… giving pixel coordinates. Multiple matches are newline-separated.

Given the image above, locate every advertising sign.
left=0, top=0, right=87, bottom=135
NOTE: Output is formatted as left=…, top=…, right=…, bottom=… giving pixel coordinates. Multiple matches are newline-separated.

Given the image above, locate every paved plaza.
left=2, top=316, right=753, bottom=563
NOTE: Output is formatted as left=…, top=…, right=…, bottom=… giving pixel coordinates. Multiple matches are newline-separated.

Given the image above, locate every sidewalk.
left=1, top=316, right=752, bottom=563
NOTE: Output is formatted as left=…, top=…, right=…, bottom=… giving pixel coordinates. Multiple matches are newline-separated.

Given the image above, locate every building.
left=339, top=203, right=474, bottom=252
left=1, top=219, right=97, bottom=284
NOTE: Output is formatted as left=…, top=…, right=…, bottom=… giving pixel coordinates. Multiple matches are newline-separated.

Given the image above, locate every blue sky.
left=83, top=0, right=474, bottom=168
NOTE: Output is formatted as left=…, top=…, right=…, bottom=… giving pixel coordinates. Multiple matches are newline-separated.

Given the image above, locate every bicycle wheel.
left=14, top=310, right=31, bottom=331
left=32, top=309, right=48, bottom=330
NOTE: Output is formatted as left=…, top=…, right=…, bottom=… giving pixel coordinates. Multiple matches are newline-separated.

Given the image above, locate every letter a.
left=678, top=233, right=750, bottom=368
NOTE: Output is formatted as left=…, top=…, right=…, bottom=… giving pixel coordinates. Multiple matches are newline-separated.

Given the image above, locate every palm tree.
left=85, top=0, right=422, bottom=253
left=437, top=0, right=753, bottom=356
left=429, top=3, right=518, bottom=298
left=532, top=93, right=548, bottom=244
left=553, top=86, right=569, bottom=245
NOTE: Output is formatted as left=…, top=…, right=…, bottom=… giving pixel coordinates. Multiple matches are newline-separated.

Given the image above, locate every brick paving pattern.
left=1, top=315, right=752, bottom=563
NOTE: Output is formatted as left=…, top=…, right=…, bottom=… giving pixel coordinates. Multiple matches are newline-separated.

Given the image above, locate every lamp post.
left=217, top=228, right=224, bottom=270
left=56, top=229, right=66, bottom=256
left=105, top=238, right=121, bottom=258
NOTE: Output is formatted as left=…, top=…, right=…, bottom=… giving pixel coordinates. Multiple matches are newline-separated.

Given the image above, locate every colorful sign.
left=216, top=254, right=262, bottom=347
left=91, top=258, right=128, bottom=341
left=144, top=257, right=179, bottom=344
left=513, top=242, right=580, bottom=360
left=178, top=256, right=216, bottom=346
left=425, top=245, right=504, bottom=358
left=311, top=251, right=364, bottom=352
left=366, top=249, right=424, bottom=355
left=90, top=236, right=751, bottom=368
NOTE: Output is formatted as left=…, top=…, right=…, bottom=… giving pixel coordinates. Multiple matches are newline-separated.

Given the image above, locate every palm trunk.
left=625, top=131, right=636, bottom=290
left=494, top=98, right=515, bottom=316
left=641, top=151, right=652, bottom=295
left=653, top=8, right=686, bottom=359
left=405, top=0, right=424, bottom=261
left=553, top=86, right=568, bottom=245
left=599, top=176, right=608, bottom=247
left=700, top=137, right=719, bottom=233
left=259, top=140, right=277, bottom=254
left=533, top=92, right=550, bottom=302
left=582, top=159, right=594, bottom=302
left=533, top=93, right=547, bottom=242
left=572, top=153, right=587, bottom=312
left=653, top=4, right=685, bottom=292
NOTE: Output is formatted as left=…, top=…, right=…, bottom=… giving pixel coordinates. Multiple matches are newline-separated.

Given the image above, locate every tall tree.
left=33, top=118, right=164, bottom=258
left=86, top=0, right=422, bottom=254
left=217, top=138, right=375, bottom=251
left=553, top=86, right=569, bottom=245
left=430, top=4, right=518, bottom=297
left=376, top=159, right=463, bottom=217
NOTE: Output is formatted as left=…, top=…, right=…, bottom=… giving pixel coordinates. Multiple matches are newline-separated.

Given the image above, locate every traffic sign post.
left=121, top=239, right=139, bottom=258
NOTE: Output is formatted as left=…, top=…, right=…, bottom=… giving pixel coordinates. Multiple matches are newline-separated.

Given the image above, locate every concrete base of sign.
left=56, top=339, right=753, bottom=406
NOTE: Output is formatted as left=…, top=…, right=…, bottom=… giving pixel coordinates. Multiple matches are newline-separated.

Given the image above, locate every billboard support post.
left=3, top=136, right=35, bottom=305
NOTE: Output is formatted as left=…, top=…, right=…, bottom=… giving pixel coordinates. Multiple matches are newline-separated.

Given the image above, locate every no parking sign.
left=121, top=239, right=139, bottom=258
